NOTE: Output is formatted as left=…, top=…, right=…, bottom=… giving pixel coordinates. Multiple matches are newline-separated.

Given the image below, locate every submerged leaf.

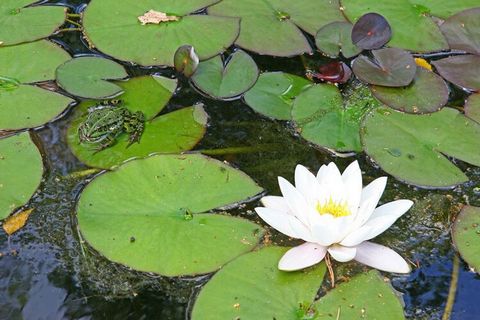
left=137, top=10, right=179, bottom=25
left=2, top=208, right=33, bottom=235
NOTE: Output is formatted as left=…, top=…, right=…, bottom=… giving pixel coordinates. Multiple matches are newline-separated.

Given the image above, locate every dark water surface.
left=1, top=1, right=480, bottom=319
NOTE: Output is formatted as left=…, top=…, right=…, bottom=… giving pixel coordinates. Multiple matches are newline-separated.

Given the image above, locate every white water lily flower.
left=255, top=161, right=413, bottom=273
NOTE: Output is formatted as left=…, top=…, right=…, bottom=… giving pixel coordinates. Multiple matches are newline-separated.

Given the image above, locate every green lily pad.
left=56, top=56, right=128, bottom=99
left=243, top=72, right=312, bottom=120
left=440, top=8, right=480, bottom=55
left=465, top=93, right=480, bottom=123
left=314, top=270, right=405, bottom=319
left=191, top=246, right=326, bottom=320
left=432, top=55, right=480, bottom=91
left=452, top=206, right=480, bottom=272
left=0, top=133, right=43, bottom=220
left=410, top=0, right=480, bottom=19
left=361, top=107, right=480, bottom=187
left=352, top=48, right=417, bottom=87
left=191, top=50, right=259, bottom=99
left=315, top=21, right=362, bottom=59
left=341, top=0, right=448, bottom=52
left=66, top=75, right=184, bottom=169
left=371, top=67, right=449, bottom=113
left=76, top=154, right=264, bottom=276
left=0, top=0, right=66, bottom=46
left=83, top=0, right=240, bottom=66
left=292, top=83, right=375, bottom=152
left=208, top=0, right=345, bottom=56
left=0, top=40, right=74, bottom=130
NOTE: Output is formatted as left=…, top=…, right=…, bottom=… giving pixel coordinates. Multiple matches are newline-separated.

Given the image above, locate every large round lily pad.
left=83, top=0, right=240, bottom=66
left=352, top=48, right=416, bottom=87
left=410, top=0, right=480, bottom=19
left=440, top=8, right=480, bottom=55
left=465, top=93, right=480, bottom=123
left=66, top=75, right=206, bottom=169
left=432, top=55, right=480, bottom=91
left=315, top=270, right=405, bottom=319
left=292, top=83, right=376, bottom=152
left=0, top=0, right=66, bottom=46
left=361, top=107, right=480, bottom=187
left=341, top=0, right=448, bottom=52
left=452, top=206, right=480, bottom=272
left=208, top=0, right=346, bottom=56
left=76, top=154, right=264, bottom=276
left=191, top=246, right=326, bottom=320
left=191, top=50, right=259, bottom=99
left=371, top=67, right=449, bottom=113
left=315, top=21, right=361, bottom=59
left=244, top=72, right=312, bottom=120
left=0, top=133, right=43, bottom=220
left=0, top=40, right=74, bottom=130
left=56, top=56, right=128, bottom=99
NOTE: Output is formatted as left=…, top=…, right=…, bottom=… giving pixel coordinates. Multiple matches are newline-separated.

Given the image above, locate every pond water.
left=1, top=0, right=480, bottom=319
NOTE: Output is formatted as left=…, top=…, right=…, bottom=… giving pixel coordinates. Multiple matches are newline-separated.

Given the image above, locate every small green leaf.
left=191, top=50, right=259, bottom=99
left=315, top=21, right=361, bottom=59
left=56, top=56, right=128, bottom=99
left=452, top=206, right=480, bottom=272
left=244, top=72, right=312, bottom=120
left=174, top=45, right=199, bottom=77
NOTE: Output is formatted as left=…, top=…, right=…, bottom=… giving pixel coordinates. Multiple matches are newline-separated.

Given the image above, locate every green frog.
left=78, top=99, right=145, bottom=152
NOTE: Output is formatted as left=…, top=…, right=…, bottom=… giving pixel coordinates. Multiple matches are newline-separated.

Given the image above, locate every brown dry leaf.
left=2, top=208, right=33, bottom=235
left=138, top=10, right=179, bottom=25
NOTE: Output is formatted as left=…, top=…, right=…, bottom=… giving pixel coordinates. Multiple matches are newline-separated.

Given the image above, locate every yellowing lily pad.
left=208, top=0, right=346, bottom=56
left=191, top=50, right=259, bottom=99
left=0, top=0, right=66, bottom=46
left=452, top=206, right=480, bottom=272
left=56, top=56, right=128, bottom=99
left=361, top=107, right=480, bottom=187
left=191, top=246, right=326, bottom=320
left=0, top=40, right=74, bottom=130
left=243, top=72, right=312, bottom=120
left=341, top=0, right=448, bottom=52
left=314, top=270, right=405, bottom=319
left=83, top=0, right=240, bottom=66
left=0, top=133, right=43, bottom=220
left=76, top=154, right=264, bottom=276
left=2, top=208, right=33, bottom=235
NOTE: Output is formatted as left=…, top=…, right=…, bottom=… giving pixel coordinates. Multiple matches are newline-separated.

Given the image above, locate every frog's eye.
left=111, top=99, right=121, bottom=105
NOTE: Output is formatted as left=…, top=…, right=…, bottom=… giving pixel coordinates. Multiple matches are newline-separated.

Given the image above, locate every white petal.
left=348, top=195, right=379, bottom=232
left=360, top=176, right=387, bottom=208
left=278, top=242, right=327, bottom=271
left=341, top=161, right=362, bottom=212
left=294, top=164, right=320, bottom=205
left=311, top=215, right=340, bottom=246
left=354, top=241, right=411, bottom=273
left=316, top=164, right=329, bottom=183
left=255, top=207, right=303, bottom=239
left=368, top=199, right=414, bottom=221
left=278, top=177, right=312, bottom=226
left=340, top=225, right=375, bottom=246
left=327, top=244, right=357, bottom=262
left=323, top=163, right=345, bottom=202
left=261, top=196, right=289, bottom=213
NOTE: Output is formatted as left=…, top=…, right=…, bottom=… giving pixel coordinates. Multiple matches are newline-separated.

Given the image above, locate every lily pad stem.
left=325, top=253, right=335, bottom=288
left=65, top=18, right=82, bottom=27
left=442, top=254, right=460, bottom=320
left=61, top=168, right=102, bottom=180
left=66, top=13, right=81, bottom=18
left=56, top=28, right=83, bottom=33
left=192, top=144, right=282, bottom=156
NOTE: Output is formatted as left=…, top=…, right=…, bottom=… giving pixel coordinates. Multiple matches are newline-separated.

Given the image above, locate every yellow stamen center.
left=316, top=198, right=351, bottom=218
